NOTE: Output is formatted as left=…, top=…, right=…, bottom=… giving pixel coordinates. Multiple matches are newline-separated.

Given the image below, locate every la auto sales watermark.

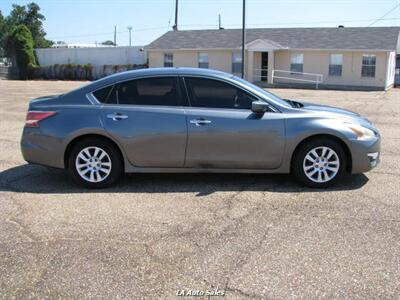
left=176, top=287, right=225, bottom=297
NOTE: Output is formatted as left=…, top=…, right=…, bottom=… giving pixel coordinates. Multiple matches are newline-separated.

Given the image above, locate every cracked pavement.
left=0, top=80, right=399, bottom=299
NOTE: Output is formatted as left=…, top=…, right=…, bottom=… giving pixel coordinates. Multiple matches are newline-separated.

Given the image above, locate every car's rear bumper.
left=20, top=128, right=64, bottom=169
left=348, top=137, right=381, bottom=174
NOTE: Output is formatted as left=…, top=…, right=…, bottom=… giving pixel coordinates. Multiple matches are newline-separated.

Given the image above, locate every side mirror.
left=251, top=101, right=269, bottom=114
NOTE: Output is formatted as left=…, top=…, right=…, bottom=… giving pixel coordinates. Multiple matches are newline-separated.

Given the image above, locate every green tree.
left=6, top=2, right=52, bottom=48
left=7, top=25, right=37, bottom=79
left=0, top=11, right=5, bottom=56
left=0, top=11, right=5, bottom=38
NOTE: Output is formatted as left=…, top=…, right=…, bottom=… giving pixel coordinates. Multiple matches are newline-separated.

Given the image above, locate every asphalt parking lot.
left=0, top=80, right=399, bottom=299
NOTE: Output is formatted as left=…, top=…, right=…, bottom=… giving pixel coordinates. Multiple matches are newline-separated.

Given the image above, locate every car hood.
left=298, top=100, right=374, bottom=129
left=300, top=101, right=360, bottom=117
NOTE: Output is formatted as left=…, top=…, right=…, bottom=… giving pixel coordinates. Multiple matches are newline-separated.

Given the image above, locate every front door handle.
left=190, top=118, right=212, bottom=126
left=107, top=113, right=128, bottom=121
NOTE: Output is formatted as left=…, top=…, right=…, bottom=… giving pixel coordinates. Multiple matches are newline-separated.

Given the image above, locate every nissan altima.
left=21, top=68, right=380, bottom=188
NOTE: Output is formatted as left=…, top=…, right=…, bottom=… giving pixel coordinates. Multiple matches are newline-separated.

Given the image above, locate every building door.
left=395, top=54, right=400, bottom=87
left=261, top=52, right=268, bottom=81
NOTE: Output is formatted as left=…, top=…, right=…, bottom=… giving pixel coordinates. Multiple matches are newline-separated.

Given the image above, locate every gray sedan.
left=21, top=68, right=380, bottom=188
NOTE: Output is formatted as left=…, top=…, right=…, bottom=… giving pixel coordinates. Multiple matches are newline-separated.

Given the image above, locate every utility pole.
left=127, top=26, right=132, bottom=46
left=173, top=0, right=178, bottom=30
left=241, top=0, right=246, bottom=78
left=114, top=26, right=117, bottom=46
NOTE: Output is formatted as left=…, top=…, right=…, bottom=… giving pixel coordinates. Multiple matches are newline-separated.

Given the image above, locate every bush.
left=28, top=63, right=147, bottom=80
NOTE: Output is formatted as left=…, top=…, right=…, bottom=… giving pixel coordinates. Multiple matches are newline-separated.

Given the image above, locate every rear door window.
left=92, top=85, right=114, bottom=103
left=109, top=77, right=181, bottom=106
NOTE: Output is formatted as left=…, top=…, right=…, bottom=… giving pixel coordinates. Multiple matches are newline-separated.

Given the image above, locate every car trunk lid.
left=28, top=94, right=62, bottom=110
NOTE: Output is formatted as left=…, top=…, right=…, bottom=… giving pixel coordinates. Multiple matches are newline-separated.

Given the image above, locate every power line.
left=48, top=16, right=399, bottom=41
left=368, top=3, right=400, bottom=26
left=178, top=17, right=399, bottom=28
left=48, top=26, right=166, bottom=40
left=49, top=30, right=128, bottom=40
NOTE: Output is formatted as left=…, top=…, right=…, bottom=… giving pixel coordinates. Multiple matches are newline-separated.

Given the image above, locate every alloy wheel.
left=302, top=146, right=340, bottom=183
left=75, top=146, right=112, bottom=183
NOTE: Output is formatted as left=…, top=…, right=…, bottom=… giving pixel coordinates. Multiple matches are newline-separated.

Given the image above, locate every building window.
left=164, top=53, right=173, bottom=67
left=329, top=54, right=343, bottom=76
left=232, top=52, right=242, bottom=74
left=290, top=53, right=303, bottom=73
left=361, top=54, right=376, bottom=78
left=198, top=53, right=209, bottom=68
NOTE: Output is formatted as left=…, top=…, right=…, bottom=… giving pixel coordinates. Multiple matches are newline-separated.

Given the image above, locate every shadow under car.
left=0, top=164, right=369, bottom=196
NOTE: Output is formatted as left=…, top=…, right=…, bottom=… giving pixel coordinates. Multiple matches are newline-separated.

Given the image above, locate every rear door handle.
left=107, top=113, right=128, bottom=121
left=190, top=118, right=212, bottom=126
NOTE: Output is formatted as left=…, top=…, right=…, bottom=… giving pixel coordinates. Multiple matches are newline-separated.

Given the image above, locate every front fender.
left=280, top=117, right=352, bottom=172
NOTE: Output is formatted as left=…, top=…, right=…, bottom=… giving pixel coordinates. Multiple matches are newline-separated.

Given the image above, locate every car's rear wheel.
left=292, top=138, right=346, bottom=188
left=68, top=138, right=123, bottom=188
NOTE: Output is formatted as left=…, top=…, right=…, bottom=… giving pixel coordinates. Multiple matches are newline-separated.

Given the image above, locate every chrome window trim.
left=87, top=74, right=181, bottom=106
left=86, top=92, right=101, bottom=105
left=88, top=73, right=280, bottom=113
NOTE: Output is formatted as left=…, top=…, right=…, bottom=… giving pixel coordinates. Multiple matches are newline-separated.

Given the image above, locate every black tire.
left=292, top=138, right=346, bottom=188
left=68, top=138, right=123, bottom=188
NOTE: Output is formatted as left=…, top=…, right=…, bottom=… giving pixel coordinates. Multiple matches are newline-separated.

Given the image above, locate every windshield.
left=232, top=76, right=291, bottom=108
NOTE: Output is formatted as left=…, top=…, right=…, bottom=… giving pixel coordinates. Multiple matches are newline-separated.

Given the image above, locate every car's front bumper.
left=347, top=137, right=381, bottom=174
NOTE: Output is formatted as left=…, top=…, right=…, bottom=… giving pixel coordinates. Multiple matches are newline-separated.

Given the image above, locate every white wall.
left=35, top=46, right=146, bottom=66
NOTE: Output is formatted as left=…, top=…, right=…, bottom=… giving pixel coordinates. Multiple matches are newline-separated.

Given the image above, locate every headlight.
left=346, top=124, right=376, bottom=141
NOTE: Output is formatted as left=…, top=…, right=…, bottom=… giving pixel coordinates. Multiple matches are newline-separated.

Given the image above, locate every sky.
left=0, top=0, right=399, bottom=46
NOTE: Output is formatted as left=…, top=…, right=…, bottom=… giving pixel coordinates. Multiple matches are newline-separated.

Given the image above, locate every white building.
left=35, top=46, right=146, bottom=67
left=147, top=27, right=400, bottom=90
left=51, top=42, right=110, bottom=48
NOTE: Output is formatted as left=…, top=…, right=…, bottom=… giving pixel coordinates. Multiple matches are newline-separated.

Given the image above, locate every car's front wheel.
left=292, top=138, right=346, bottom=188
left=68, top=138, right=123, bottom=188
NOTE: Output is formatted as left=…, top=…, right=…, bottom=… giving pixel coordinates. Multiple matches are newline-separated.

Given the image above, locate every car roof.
left=61, top=67, right=290, bottom=110
left=66, top=67, right=234, bottom=97
left=104, top=67, right=232, bottom=82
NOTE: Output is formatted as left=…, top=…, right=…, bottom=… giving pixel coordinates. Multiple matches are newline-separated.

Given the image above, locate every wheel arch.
left=64, top=134, right=125, bottom=169
left=290, top=134, right=352, bottom=173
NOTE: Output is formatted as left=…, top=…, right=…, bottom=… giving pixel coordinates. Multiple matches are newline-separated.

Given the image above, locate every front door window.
left=184, top=77, right=256, bottom=110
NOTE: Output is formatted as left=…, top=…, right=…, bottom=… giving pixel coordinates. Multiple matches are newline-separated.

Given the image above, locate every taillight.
left=25, top=111, right=56, bottom=128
